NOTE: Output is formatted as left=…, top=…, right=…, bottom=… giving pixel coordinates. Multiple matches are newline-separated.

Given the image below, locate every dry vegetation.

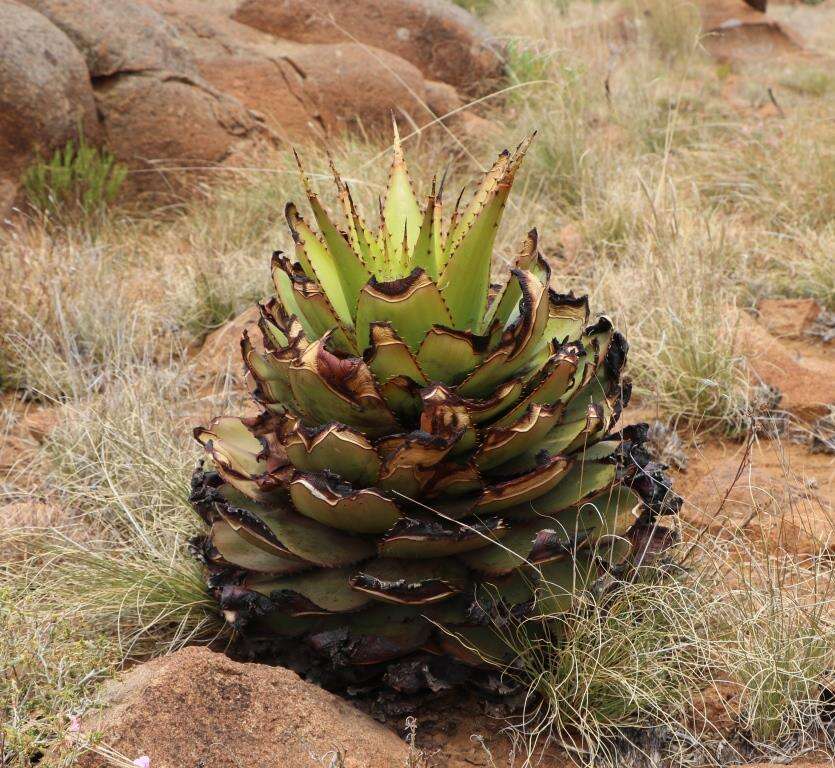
left=2, top=1, right=833, bottom=766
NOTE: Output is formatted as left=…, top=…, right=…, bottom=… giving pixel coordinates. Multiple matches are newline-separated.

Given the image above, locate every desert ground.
left=1, top=0, right=833, bottom=766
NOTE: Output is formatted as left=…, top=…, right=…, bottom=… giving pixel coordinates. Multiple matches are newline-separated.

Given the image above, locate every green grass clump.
left=22, top=134, right=127, bottom=227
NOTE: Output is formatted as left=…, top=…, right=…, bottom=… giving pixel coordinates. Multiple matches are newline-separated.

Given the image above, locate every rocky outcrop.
left=94, top=73, right=269, bottom=196
left=199, top=43, right=430, bottom=141
left=72, top=646, right=411, bottom=768
left=4, top=0, right=497, bottom=205
left=232, top=0, right=503, bottom=94
left=16, top=0, right=275, bottom=197
left=19, top=0, right=197, bottom=78
left=698, top=0, right=804, bottom=59
left=0, top=0, right=99, bottom=214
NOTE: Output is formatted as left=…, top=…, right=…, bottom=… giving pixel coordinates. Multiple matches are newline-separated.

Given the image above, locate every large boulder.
left=94, top=72, right=271, bottom=197
left=144, top=0, right=466, bottom=139
left=232, top=0, right=503, bottom=94
left=17, top=0, right=197, bottom=78
left=697, top=0, right=804, bottom=59
left=201, top=42, right=429, bottom=140
left=0, top=0, right=99, bottom=215
left=72, top=646, right=411, bottom=768
left=17, top=0, right=276, bottom=197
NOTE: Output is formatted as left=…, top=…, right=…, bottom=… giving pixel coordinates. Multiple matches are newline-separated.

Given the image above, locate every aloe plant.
left=190, top=133, right=678, bottom=685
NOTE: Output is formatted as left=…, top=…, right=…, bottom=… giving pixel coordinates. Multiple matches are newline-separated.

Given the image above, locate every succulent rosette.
left=189, top=132, right=678, bottom=687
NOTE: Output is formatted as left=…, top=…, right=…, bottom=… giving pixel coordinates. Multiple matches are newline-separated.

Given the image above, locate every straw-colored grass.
left=3, top=0, right=834, bottom=765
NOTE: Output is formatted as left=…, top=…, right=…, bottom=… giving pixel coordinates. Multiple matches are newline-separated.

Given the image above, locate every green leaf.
left=364, top=323, right=428, bottom=385
left=286, top=202, right=354, bottom=326
left=355, top=269, right=453, bottom=353
left=290, top=473, right=402, bottom=533
left=411, top=182, right=441, bottom=279
left=288, top=340, right=398, bottom=438
left=457, top=269, right=550, bottom=397
left=383, top=125, right=422, bottom=273
left=473, top=455, right=573, bottom=515
left=492, top=348, right=581, bottom=427
left=281, top=418, right=381, bottom=486
left=349, top=557, right=469, bottom=605
left=438, top=136, right=532, bottom=332
left=271, top=253, right=356, bottom=352
left=475, top=403, right=564, bottom=471
left=248, top=568, right=371, bottom=614
left=378, top=516, right=507, bottom=558
left=211, top=521, right=308, bottom=574
left=220, top=488, right=375, bottom=566
left=296, top=151, right=371, bottom=308
left=375, top=430, right=459, bottom=497
left=416, top=326, right=489, bottom=384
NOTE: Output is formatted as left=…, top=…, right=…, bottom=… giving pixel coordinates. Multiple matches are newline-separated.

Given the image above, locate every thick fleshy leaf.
left=296, top=151, right=371, bottom=307
left=285, top=203, right=354, bottom=326
left=383, top=127, right=422, bottom=272
left=247, top=567, right=370, bottom=615
left=544, top=292, right=590, bottom=347
left=475, top=403, right=564, bottom=471
left=288, top=340, right=398, bottom=437
left=378, top=376, right=424, bottom=425
left=517, top=460, right=619, bottom=519
left=473, top=455, right=572, bottom=515
left=411, top=181, right=443, bottom=280
left=375, top=430, right=459, bottom=496
left=532, top=554, right=600, bottom=616
left=485, top=229, right=551, bottom=331
left=242, top=333, right=292, bottom=411
left=281, top=419, right=381, bottom=486
left=462, top=378, right=525, bottom=425
left=349, top=557, right=469, bottom=605
left=210, top=521, right=309, bottom=574
left=364, top=323, right=428, bottom=385
left=308, top=604, right=430, bottom=665
left=195, top=417, right=289, bottom=500
left=456, top=270, right=549, bottom=397
left=416, top=326, right=488, bottom=384
left=419, top=385, right=477, bottom=456
left=270, top=254, right=355, bottom=352
left=219, top=486, right=374, bottom=566
left=460, top=516, right=588, bottom=575
left=355, top=269, right=452, bottom=352
left=379, top=516, right=507, bottom=558
left=290, top=473, right=402, bottom=533
left=438, top=136, right=532, bottom=332
left=496, top=347, right=580, bottom=427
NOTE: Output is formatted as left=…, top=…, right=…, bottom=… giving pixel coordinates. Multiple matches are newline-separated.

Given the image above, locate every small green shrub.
left=22, top=134, right=127, bottom=224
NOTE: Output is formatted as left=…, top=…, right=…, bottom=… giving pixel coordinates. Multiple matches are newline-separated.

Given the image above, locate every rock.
left=678, top=441, right=834, bottom=556
left=72, top=646, right=411, bottom=768
left=232, top=0, right=503, bottom=94
left=737, top=312, right=835, bottom=419
left=697, top=0, right=804, bottom=60
left=757, top=298, right=820, bottom=338
left=17, top=0, right=197, bottom=78
left=16, top=0, right=277, bottom=198
left=199, top=43, right=429, bottom=140
left=94, top=72, right=272, bottom=197
left=191, top=305, right=260, bottom=382
left=0, top=0, right=99, bottom=215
